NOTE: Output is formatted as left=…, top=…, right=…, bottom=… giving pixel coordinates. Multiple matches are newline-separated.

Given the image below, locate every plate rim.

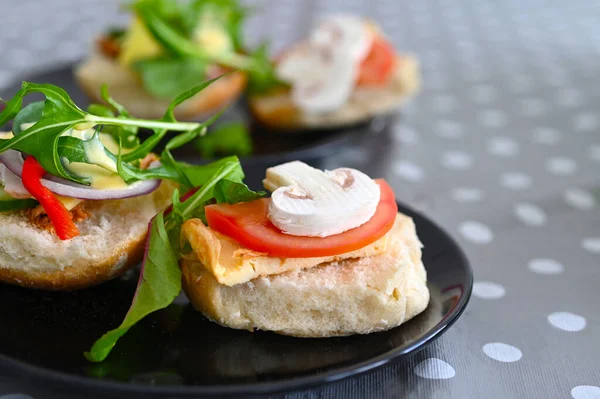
left=0, top=200, right=473, bottom=397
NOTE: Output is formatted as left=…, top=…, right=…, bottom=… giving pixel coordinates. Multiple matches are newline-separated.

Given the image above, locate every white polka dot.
left=509, top=75, right=534, bottom=93
left=478, top=109, right=508, bottom=128
left=393, top=161, right=424, bottom=182
left=556, top=88, right=585, bottom=108
left=514, top=203, right=547, bottom=226
left=487, top=137, right=519, bottom=157
left=546, top=157, right=577, bottom=176
left=501, top=172, right=532, bottom=190
left=473, top=281, right=505, bottom=299
left=548, top=312, right=587, bottom=332
left=564, top=188, right=596, bottom=210
left=571, top=385, right=600, bottom=399
left=482, top=343, right=522, bottom=363
left=393, top=126, right=420, bottom=145
left=531, top=127, right=561, bottom=145
left=469, top=84, right=498, bottom=104
left=573, top=112, right=599, bottom=132
left=528, top=259, right=564, bottom=275
left=459, top=221, right=494, bottom=244
left=431, top=94, right=458, bottom=113
left=520, top=98, right=547, bottom=117
left=442, top=151, right=473, bottom=170
left=588, top=146, right=600, bottom=162
left=452, top=187, right=484, bottom=203
left=414, top=358, right=456, bottom=379
left=582, top=237, right=600, bottom=253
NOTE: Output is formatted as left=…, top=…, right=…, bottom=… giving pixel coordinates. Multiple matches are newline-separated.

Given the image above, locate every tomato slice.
left=205, top=179, right=398, bottom=258
left=356, top=37, right=397, bottom=86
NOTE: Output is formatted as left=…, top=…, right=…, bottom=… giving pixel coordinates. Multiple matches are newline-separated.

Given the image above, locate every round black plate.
left=0, top=201, right=472, bottom=398
left=1, top=64, right=393, bottom=188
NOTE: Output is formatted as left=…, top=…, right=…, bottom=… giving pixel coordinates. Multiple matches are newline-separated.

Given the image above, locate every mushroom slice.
left=263, top=161, right=380, bottom=237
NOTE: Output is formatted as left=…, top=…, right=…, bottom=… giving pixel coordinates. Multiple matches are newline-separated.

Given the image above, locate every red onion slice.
left=0, top=150, right=161, bottom=200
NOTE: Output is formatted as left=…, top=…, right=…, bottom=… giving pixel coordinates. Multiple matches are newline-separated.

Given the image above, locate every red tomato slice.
left=356, top=37, right=397, bottom=86
left=205, top=179, right=398, bottom=258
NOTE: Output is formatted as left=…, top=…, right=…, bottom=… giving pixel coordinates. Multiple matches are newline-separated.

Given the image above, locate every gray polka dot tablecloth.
left=1, top=0, right=600, bottom=398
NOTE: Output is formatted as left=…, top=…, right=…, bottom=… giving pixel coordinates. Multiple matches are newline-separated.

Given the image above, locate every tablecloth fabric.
left=1, top=0, right=599, bottom=398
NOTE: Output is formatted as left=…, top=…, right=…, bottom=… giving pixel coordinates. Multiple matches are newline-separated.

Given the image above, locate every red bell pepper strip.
left=21, top=156, right=80, bottom=240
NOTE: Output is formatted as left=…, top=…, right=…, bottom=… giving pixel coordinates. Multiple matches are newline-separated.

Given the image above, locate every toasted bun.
left=0, top=182, right=175, bottom=291
left=181, top=213, right=429, bottom=337
left=248, top=55, right=420, bottom=130
left=74, top=52, right=247, bottom=120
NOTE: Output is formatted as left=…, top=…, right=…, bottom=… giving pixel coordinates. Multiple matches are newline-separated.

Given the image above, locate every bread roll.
left=0, top=182, right=175, bottom=291
left=248, top=55, right=420, bottom=130
left=181, top=213, right=429, bottom=337
left=74, top=52, right=246, bottom=121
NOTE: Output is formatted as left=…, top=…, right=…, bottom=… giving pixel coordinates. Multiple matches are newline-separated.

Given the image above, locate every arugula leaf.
left=86, top=156, right=264, bottom=362
left=0, top=186, right=38, bottom=211
left=195, top=122, right=251, bottom=158
left=213, top=179, right=264, bottom=204
left=12, top=101, right=44, bottom=135
left=0, top=198, right=38, bottom=211
left=120, top=75, right=221, bottom=162
left=179, top=155, right=243, bottom=187
left=134, top=57, right=208, bottom=99
left=87, top=104, right=140, bottom=149
left=1, top=81, right=223, bottom=186
left=84, top=211, right=180, bottom=363
left=246, top=43, right=284, bottom=94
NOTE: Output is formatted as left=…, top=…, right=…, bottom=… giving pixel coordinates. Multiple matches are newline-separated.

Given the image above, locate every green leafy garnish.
left=127, top=0, right=281, bottom=96
left=134, top=57, right=208, bottom=99
left=85, top=157, right=264, bottom=362
left=0, top=186, right=37, bottom=211
left=195, top=121, right=251, bottom=158
left=0, top=81, right=219, bottom=187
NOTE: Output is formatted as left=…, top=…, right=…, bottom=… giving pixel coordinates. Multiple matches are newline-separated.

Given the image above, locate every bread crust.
left=181, top=213, right=430, bottom=337
left=0, top=182, right=175, bottom=291
left=0, top=236, right=144, bottom=291
left=248, top=55, right=420, bottom=130
left=74, top=52, right=247, bottom=121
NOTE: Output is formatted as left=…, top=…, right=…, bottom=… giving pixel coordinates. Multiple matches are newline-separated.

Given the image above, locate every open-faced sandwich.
left=0, top=80, right=232, bottom=290
left=75, top=0, right=276, bottom=120
left=84, top=158, right=428, bottom=361
left=180, top=161, right=429, bottom=337
left=248, top=14, right=421, bottom=130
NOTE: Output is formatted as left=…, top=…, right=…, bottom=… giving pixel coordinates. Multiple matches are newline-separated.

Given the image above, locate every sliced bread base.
left=0, top=182, right=175, bottom=291
left=181, top=213, right=429, bottom=337
left=74, top=52, right=246, bottom=121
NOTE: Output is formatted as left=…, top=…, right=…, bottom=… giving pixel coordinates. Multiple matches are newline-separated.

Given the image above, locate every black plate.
left=0, top=64, right=393, bottom=188
left=0, top=201, right=472, bottom=398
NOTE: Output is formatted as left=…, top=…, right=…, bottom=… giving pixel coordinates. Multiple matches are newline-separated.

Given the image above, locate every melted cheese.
left=63, top=162, right=127, bottom=190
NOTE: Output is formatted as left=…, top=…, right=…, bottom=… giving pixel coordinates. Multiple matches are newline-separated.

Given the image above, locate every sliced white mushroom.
left=275, top=14, right=373, bottom=114
left=263, top=161, right=380, bottom=237
left=311, top=14, right=372, bottom=62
